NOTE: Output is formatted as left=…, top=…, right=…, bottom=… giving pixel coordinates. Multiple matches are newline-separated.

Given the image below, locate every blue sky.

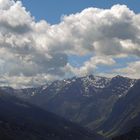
left=19, top=0, right=140, bottom=77
left=21, top=0, right=140, bottom=24
left=0, top=0, right=140, bottom=87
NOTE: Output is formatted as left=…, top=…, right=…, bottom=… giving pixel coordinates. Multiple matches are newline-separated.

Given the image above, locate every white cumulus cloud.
left=0, top=0, right=140, bottom=87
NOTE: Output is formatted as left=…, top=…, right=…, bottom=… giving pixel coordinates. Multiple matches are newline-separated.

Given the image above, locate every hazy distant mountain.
left=0, top=90, right=103, bottom=140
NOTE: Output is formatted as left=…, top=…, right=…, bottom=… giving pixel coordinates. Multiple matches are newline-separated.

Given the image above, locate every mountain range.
left=0, top=75, right=140, bottom=139
left=0, top=89, right=103, bottom=140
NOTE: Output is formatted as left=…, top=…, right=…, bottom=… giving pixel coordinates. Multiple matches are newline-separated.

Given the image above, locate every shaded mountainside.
left=0, top=90, right=103, bottom=140
left=112, top=127, right=140, bottom=140
left=99, top=80, right=140, bottom=138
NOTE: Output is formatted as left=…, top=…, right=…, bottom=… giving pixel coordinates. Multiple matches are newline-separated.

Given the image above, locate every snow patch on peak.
left=82, top=75, right=111, bottom=89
